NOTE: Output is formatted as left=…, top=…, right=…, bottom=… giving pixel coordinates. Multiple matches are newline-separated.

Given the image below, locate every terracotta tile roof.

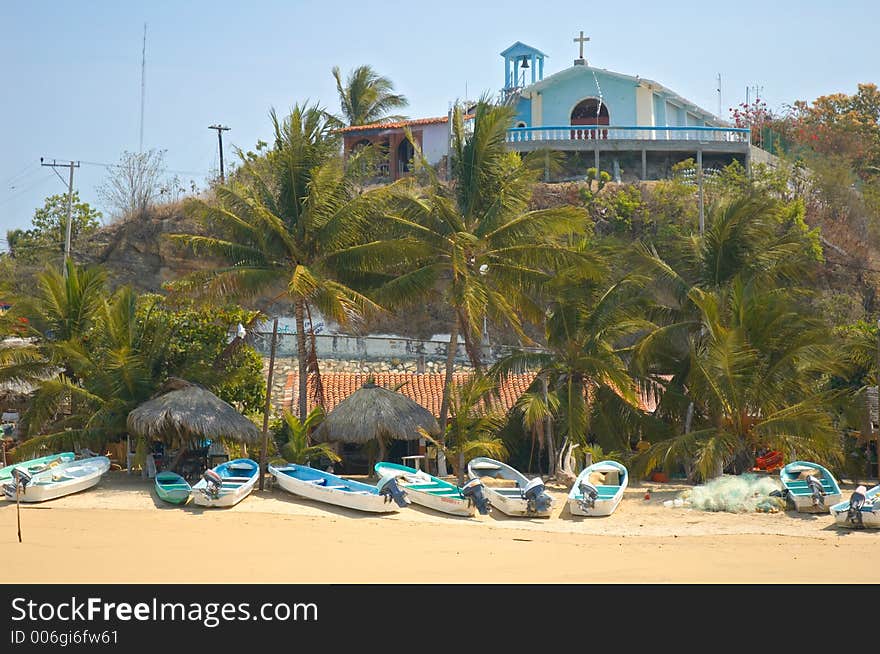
left=284, top=372, right=537, bottom=417
left=337, top=116, right=449, bottom=134
left=281, top=371, right=658, bottom=417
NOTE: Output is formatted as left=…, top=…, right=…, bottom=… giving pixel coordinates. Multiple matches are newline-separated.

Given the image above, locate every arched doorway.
left=570, top=98, right=609, bottom=140
left=397, top=138, right=415, bottom=175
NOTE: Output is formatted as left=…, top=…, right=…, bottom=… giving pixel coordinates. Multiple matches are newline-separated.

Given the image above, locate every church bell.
left=520, top=55, right=529, bottom=69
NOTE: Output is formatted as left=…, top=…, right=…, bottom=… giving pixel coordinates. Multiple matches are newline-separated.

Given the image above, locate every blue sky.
left=1, top=0, right=878, bottom=246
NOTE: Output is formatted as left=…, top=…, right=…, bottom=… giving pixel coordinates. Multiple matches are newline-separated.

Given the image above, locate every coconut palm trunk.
left=294, top=298, right=309, bottom=421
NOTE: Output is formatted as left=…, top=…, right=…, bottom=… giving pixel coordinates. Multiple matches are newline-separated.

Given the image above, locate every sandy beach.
left=0, top=471, right=876, bottom=584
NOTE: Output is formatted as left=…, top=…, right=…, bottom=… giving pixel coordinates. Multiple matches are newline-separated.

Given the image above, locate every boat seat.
left=494, top=488, right=525, bottom=496
left=305, top=478, right=326, bottom=485
left=221, top=476, right=252, bottom=482
left=325, top=485, right=348, bottom=490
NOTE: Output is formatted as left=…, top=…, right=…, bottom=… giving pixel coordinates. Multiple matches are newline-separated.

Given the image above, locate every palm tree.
left=0, top=259, right=106, bottom=388
left=332, top=65, right=408, bottom=126
left=276, top=408, right=340, bottom=466
left=15, top=287, right=175, bottom=457
left=377, top=99, right=587, bottom=436
left=633, top=279, right=840, bottom=481
left=172, top=104, right=417, bottom=420
left=423, top=374, right=508, bottom=484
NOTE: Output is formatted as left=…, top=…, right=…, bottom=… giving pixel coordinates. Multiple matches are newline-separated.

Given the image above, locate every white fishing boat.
left=0, top=452, right=75, bottom=483
left=779, top=461, right=842, bottom=513
left=568, top=460, right=628, bottom=517
left=191, top=458, right=259, bottom=508
left=466, top=457, right=552, bottom=517
left=374, top=461, right=490, bottom=516
left=268, top=463, right=409, bottom=513
left=2, top=456, right=110, bottom=503
left=831, top=484, right=880, bottom=529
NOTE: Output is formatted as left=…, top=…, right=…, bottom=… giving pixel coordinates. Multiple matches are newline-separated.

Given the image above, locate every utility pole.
left=209, top=124, right=230, bottom=182
left=140, top=23, right=147, bottom=153
left=40, top=158, right=80, bottom=275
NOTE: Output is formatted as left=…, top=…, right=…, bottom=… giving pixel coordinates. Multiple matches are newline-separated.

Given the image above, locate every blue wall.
left=524, top=68, right=639, bottom=126
left=516, top=96, right=531, bottom=126
left=652, top=93, right=666, bottom=125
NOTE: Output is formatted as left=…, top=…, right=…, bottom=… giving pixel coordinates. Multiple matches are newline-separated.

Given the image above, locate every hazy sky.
left=1, top=0, right=878, bottom=247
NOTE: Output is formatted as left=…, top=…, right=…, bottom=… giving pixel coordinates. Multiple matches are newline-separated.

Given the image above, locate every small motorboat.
left=191, top=458, right=259, bottom=508
left=2, top=456, right=110, bottom=503
left=830, top=484, right=880, bottom=529
left=0, top=452, right=75, bottom=483
left=268, top=463, right=409, bottom=513
left=374, top=461, right=490, bottom=517
left=466, top=457, right=552, bottom=517
left=779, top=461, right=842, bottom=513
left=154, top=470, right=192, bottom=505
left=568, top=460, right=628, bottom=517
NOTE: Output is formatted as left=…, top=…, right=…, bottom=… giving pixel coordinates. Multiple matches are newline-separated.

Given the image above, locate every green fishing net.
left=669, top=474, right=786, bottom=513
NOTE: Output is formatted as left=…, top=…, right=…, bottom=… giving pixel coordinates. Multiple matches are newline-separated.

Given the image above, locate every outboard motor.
left=523, top=477, right=552, bottom=515
left=5, top=468, right=33, bottom=499
left=806, top=474, right=826, bottom=507
left=577, top=481, right=599, bottom=512
left=847, top=485, right=867, bottom=529
left=202, top=469, right=223, bottom=500
left=378, top=476, right=410, bottom=508
left=461, top=478, right=491, bottom=515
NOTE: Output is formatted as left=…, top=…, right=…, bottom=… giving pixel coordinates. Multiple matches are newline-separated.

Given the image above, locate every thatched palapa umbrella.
left=127, top=379, right=260, bottom=470
left=312, top=380, right=441, bottom=464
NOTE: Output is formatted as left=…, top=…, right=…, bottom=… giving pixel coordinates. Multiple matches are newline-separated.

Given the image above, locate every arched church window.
left=570, top=98, right=609, bottom=140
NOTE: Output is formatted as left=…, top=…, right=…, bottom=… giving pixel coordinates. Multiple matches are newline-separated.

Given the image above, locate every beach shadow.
left=265, top=486, right=400, bottom=520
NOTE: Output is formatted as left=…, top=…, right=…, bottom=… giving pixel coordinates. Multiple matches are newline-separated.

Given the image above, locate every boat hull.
left=270, top=464, right=399, bottom=513
left=4, top=457, right=110, bottom=503
left=467, top=457, right=553, bottom=518
left=374, top=462, right=473, bottom=517
left=780, top=461, right=842, bottom=514
left=830, top=485, right=880, bottom=528
left=483, top=488, right=552, bottom=517
left=191, top=458, right=258, bottom=508
left=155, top=472, right=192, bottom=505
left=567, top=460, right=628, bottom=517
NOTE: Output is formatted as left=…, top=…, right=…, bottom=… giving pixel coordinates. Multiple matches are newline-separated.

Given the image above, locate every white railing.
left=506, top=125, right=750, bottom=144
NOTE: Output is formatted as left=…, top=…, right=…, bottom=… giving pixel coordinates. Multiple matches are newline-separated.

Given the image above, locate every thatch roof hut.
left=312, top=380, right=441, bottom=462
left=126, top=378, right=261, bottom=447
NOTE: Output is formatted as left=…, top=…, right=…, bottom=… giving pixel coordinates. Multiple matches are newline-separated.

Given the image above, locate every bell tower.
left=500, top=42, right=547, bottom=94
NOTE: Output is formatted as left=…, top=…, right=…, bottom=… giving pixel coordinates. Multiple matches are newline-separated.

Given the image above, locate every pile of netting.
left=665, top=474, right=786, bottom=513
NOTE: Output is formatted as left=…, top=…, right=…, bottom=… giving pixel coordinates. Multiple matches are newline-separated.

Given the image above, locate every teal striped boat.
left=780, top=461, right=842, bottom=513
left=154, top=471, right=192, bottom=505
left=0, top=452, right=75, bottom=483
left=374, top=462, right=490, bottom=516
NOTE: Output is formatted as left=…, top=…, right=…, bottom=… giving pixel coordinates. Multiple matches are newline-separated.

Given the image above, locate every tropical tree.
left=0, top=259, right=106, bottom=388
left=422, top=374, right=508, bottom=484
left=7, top=192, right=102, bottom=263
left=630, top=195, right=837, bottom=479
left=274, top=407, right=340, bottom=466
left=332, top=65, right=408, bottom=126
left=15, top=286, right=176, bottom=457
left=171, top=103, right=416, bottom=420
left=377, top=99, right=587, bottom=435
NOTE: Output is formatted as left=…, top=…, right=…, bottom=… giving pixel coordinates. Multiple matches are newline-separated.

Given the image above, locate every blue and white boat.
left=568, top=460, right=628, bottom=517
left=830, top=484, right=880, bottom=529
left=269, top=463, right=409, bottom=513
left=191, top=458, right=259, bottom=508
left=779, top=461, right=842, bottom=513
left=3, top=456, right=110, bottom=503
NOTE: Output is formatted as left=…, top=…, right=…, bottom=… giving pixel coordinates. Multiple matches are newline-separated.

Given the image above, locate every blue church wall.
left=535, top=69, right=638, bottom=126
left=652, top=93, right=666, bottom=125
left=516, top=96, right=531, bottom=126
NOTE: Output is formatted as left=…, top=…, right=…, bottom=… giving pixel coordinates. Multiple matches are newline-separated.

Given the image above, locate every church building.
left=501, top=34, right=766, bottom=180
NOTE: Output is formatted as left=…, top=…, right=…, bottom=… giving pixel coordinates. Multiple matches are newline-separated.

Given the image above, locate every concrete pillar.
left=697, top=149, right=704, bottom=235
left=641, top=149, right=647, bottom=180
left=539, top=57, right=544, bottom=80
left=531, top=54, right=536, bottom=84
left=594, top=142, right=600, bottom=173
left=505, top=57, right=510, bottom=89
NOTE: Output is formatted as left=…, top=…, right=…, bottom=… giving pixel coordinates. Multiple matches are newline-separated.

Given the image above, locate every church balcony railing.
left=506, top=125, right=750, bottom=144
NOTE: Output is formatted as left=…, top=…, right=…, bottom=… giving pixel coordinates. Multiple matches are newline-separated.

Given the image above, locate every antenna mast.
left=139, top=23, right=147, bottom=152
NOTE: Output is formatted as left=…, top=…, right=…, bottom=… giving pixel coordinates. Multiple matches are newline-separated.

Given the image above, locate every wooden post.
left=259, top=317, right=279, bottom=491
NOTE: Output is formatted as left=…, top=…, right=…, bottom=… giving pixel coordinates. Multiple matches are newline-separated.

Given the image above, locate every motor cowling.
left=202, top=469, right=223, bottom=499
left=5, top=468, right=33, bottom=499
left=578, top=481, right=599, bottom=511
left=847, top=485, right=867, bottom=528
left=378, top=476, right=410, bottom=508
left=523, top=477, right=552, bottom=514
left=806, top=474, right=826, bottom=506
left=461, top=478, right=491, bottom=515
